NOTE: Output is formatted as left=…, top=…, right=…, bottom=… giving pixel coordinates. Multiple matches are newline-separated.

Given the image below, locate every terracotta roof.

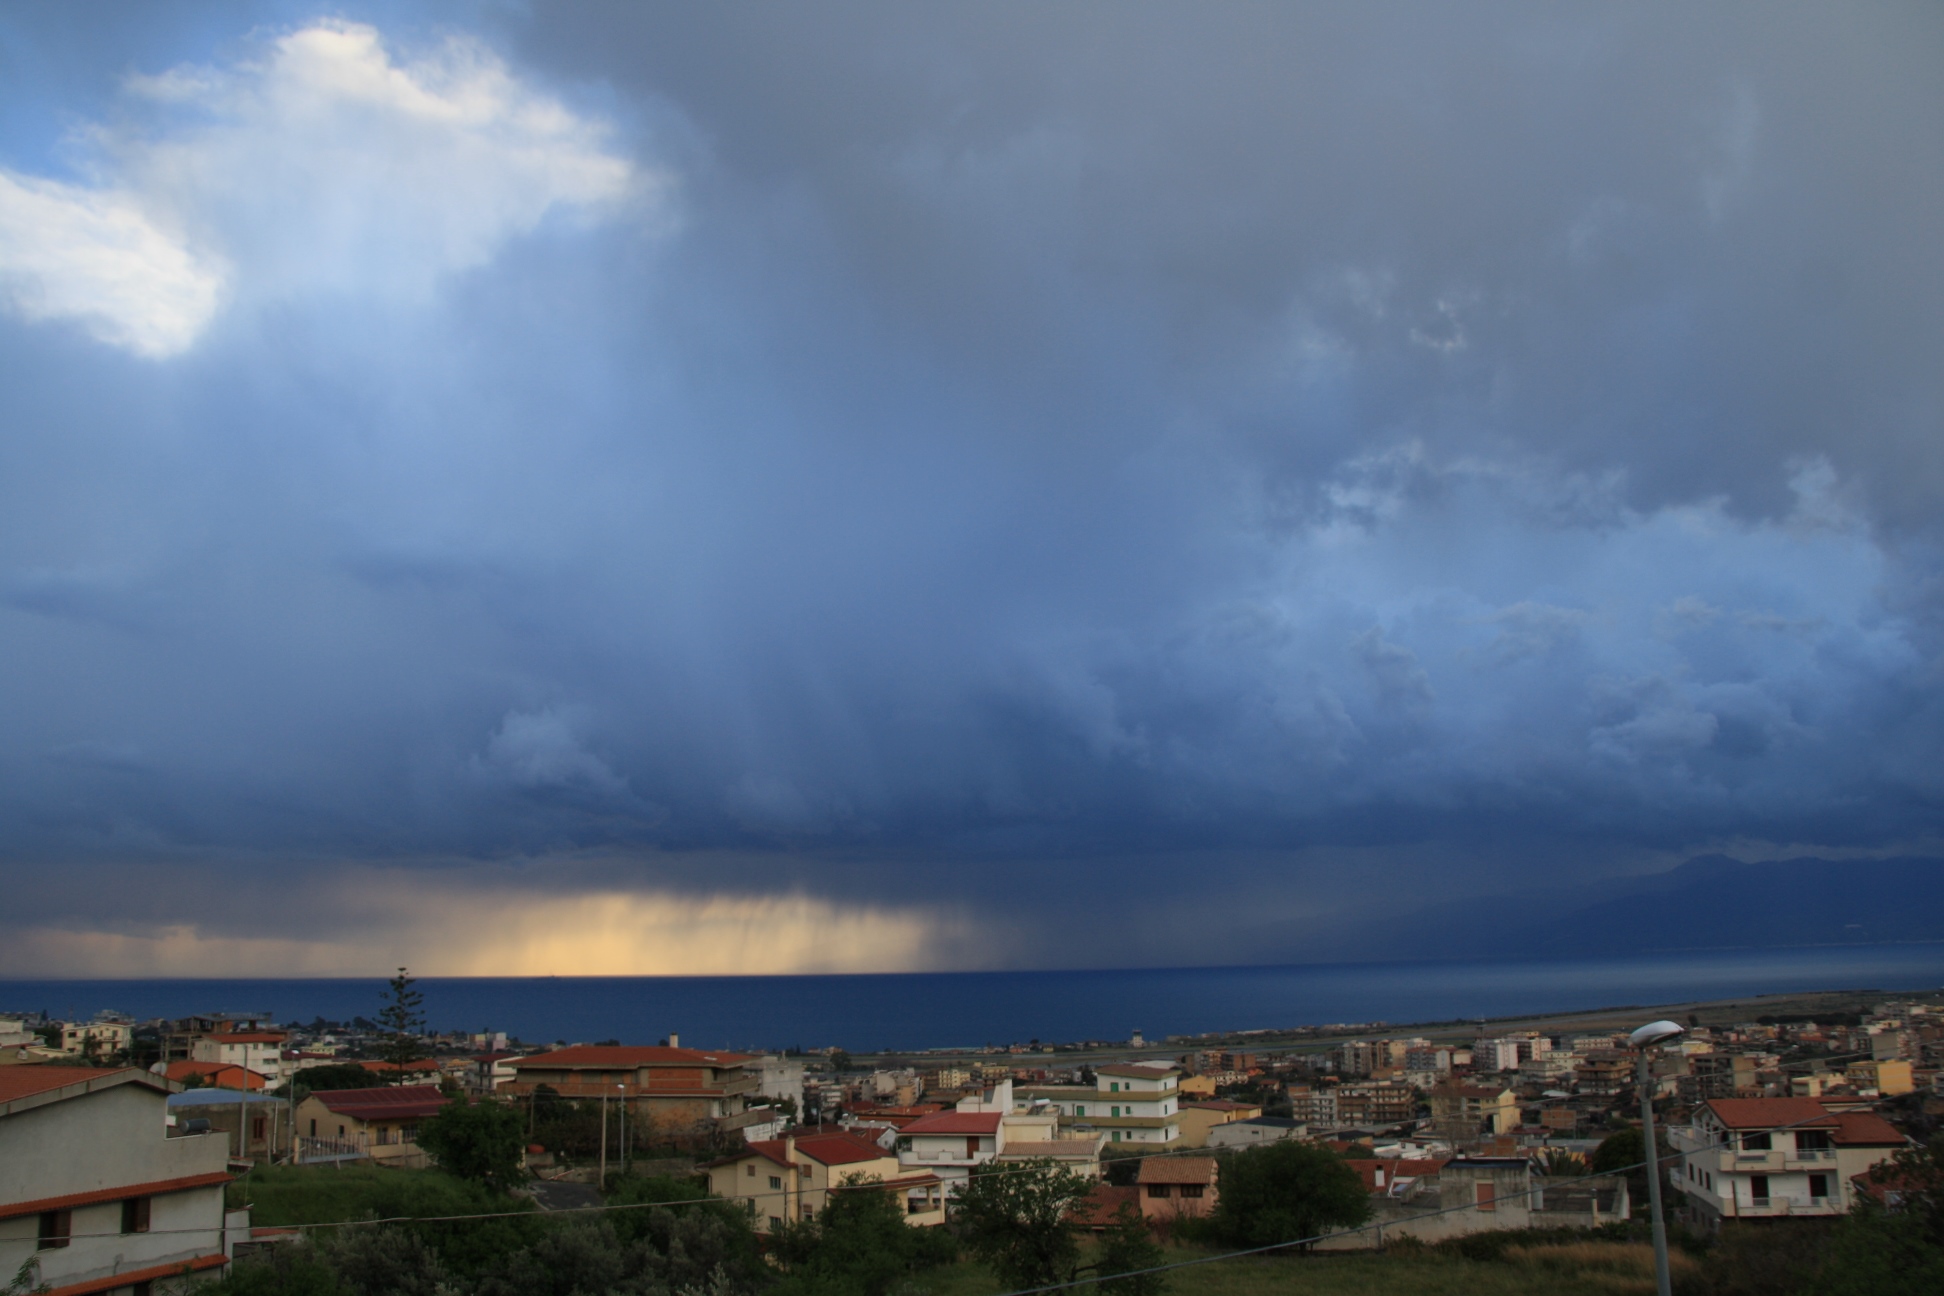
left=0, top=1170, right=234, bottom=1222
left=308, top=1085, right=450, bottom=1121
left=205, top=1032, right=286, bottom=1044
left=1138, top=1156, right=1218, bottom=1185
left=1703, top=1098, right=1838, bottom=1131
left=164, top=1061, right=266, bottom=1090
left=1067, top=1184, right=1140, bottom=1228
left=1829, top=1111, right=1907, bottom=1146
left=790, top=1132, right=893, bottom=1166
left=703, top=1142, right=794, bottom=1171
left=513, top=1045, right=754, bottom=1068
left=0, top=1066, right=168, bottom=1113
left=899, top=1110, right=1003, bottom=1135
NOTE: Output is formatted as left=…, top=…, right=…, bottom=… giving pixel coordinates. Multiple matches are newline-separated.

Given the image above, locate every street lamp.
left=1629, top=1019, right=1685, bottom=1296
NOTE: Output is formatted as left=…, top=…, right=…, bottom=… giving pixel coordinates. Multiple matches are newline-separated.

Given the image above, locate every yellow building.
left=1844, top=1059, right=1914, bottom=1097
left=1174, top=1099, right=1261, bottom=1148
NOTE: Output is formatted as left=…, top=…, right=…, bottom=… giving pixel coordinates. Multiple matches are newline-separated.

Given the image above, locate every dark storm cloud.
left=0, top=2, right=1938, bottom=968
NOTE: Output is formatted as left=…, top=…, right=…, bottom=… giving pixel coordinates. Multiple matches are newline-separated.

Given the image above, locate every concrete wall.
left=0, top=1082, right=230, bottom=1292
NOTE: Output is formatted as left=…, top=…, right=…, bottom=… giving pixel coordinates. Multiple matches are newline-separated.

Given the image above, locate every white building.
left=1, top=1067, right=240, bottom=1295
left=1018, top=1063, right=1181, bottom=1146
left=1672, top=1097, right=1908, bottom=1225
left=190, top=1031, right=289, bottom=1087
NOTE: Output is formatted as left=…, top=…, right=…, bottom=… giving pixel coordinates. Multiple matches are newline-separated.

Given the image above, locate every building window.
left=1751, top=1175, right=1770, bottom=1205
left=1743, top=1132, right=1772, bottom=1152
left=1112, top=1131, right=1122, bottom=1142
left=746, top=1164, right=756, bottom=1177
left=1798, top=1131, right=1832, bottom=1152
left=1180, top=1184, right=1204, bottom=1199
left=122, top=1197, right=152, bottom=1234
left=1111, top=1107, right=1120, bottom=1117
left=769, top=1217, right=783, bottom=1231
left=309, top=1119, right=317, bottom=1136
left=1809, top=1174, right=1829, bottom=1200
left=253, top=1116, right=267, bottom=1141
left=133, top=1283, right=153, bottom=1296
left=1075, top=1106, right=1085, bottom=1117
left=1146, top=1185, right=1171, bottom=1198
left=38, top=1210, right=71, bottom=1250
left=1475, top=1182, right=1496, bottom=1212
left=770, top=1176, right=783, bottom=1190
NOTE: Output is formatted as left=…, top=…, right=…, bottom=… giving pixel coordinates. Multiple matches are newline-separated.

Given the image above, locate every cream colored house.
left=1, top=1067, right=238, bottom=1296
left=1175, top=1099, right=1261, bottom=1148
left=1672, top=1097, right=1907, bottom=1225
left=295, top=1085, right=449, bottom=1167
left=706, top=1130, right=943, bottom=1233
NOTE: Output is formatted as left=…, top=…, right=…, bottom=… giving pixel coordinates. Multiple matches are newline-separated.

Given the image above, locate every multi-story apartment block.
left=189, top=1030, right=289, bottom=1086
left=1429, top=1083, right=1517, bottom=1138
left=1018, top=1063, right=1181, bottom=1146
left=1691, top=1054, right=1760, bottom=1099
left=1335, top=1083, right=1418, bottom=1128
left=1672, top=1098, right=1906, bottom=1225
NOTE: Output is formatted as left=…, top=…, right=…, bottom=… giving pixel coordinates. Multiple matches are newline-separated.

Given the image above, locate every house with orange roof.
left=1137, top=1155, right=1219, bottom=1224
left=1672, top=1097, right=1908, bottom=1225
left=507, top=1044, right=759, bottom=1134
left=161, top=1060, right=267, bottom=1091
left=1, top=1067, right=238, bottom=1296
left=190, top=1030, right=290, bottom=1086
left=294, top=1085, right=450, bottom=1168
left=704, top=1129, right=944, bottom=1233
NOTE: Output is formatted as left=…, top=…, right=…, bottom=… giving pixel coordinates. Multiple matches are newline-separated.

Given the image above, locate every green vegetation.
left=289, top=1064, right=381, bottom=1098
left=1195, top=1141, right=1370, bottom=1250
left=375, top=966, right=428, bottom=1077
left=953, top=1158, right=1097, bottom=1289
left=417, top=1096, right=526, bottom=1191
left=769, top=1175, right=958, bottom=1296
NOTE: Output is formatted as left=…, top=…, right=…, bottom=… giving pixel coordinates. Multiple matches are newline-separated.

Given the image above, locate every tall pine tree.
left=375, top=966, right=427, bottom=1081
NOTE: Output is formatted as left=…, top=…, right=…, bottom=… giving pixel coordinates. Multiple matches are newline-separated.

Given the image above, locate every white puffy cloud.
left=0, top=172, right=223, bottom=357
left=0, top=19, right=647, bottom=356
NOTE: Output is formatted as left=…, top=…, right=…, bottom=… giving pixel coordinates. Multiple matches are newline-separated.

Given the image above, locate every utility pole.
left=598, top=1093, right=608, bottom=1190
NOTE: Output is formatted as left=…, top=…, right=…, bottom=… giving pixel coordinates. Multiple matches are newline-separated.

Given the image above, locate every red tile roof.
left=165, top=1061, right=266, bottom=1090
left=206, top=1032, right=286, bottom=1044
left=1828, top=1111, right=1907, bottom=1146
left=1704, top=1098, right=1838, bottom=1130
left=1343, top=1158, right=1449, bottom=1192
left=0, top=1066, right=166, bottom=1111
left=309, top=1085, right=451, bottom=1121
left=1137, top=1156, right=1218, bottom=1185
left=514, top=1045, right=754, bottom=1068
left=899, top=1110, right=1003, bottom=1135
left=792, top=1131, right=895, bottom=1166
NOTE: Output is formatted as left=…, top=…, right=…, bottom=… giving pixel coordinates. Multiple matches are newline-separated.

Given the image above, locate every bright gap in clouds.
left=0, top=881, right=980, bottom=978
left=0, top=19, right=646, bottom=357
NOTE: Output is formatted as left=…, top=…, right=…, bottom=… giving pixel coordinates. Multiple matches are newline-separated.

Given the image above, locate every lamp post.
left=1629, top=1019, right=1685, bottom=1296
left=599, top=1091, right=608, bottom=1190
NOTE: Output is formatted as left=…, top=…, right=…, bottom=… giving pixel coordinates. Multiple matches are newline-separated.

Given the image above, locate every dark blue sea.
left=7, top=943, right=1942, bottom=1053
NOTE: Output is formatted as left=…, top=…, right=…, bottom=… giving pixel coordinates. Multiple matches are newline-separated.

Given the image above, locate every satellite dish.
left=1628, top=1020, right=1686, bottom=1050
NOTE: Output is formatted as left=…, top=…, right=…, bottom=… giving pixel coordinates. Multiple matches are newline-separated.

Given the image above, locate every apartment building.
left=189, top=1032, right=289, bottom=1087
left=1018, top=1063, right=1182, bottom=1146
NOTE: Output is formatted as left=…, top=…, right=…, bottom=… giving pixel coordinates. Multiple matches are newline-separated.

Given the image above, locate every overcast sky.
left=1, top=2, right=1939, bottom=976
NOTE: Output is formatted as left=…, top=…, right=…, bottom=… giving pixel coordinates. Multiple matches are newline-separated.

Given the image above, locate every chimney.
left=669, top=1033, right=679, bottom=1048
left=785, top=1134, right=796, bottom=1166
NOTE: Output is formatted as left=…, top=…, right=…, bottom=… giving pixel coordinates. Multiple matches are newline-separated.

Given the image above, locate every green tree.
left=376, top=967, right=427, bottom=1079
left=1814, top=1133, right=1944, bottom=1296
left=417, top=1095, right=526, bottom=1192
left=771, top=1175, right=957, bottom=1296
left=1095, top=1201, right=1167, bottom=1296
left=954, top=1158, right=1095, bottom=1290
left=1205, top=1141, right=1370, bottom=1250
left=827, top=1050, right=853, bottom=1074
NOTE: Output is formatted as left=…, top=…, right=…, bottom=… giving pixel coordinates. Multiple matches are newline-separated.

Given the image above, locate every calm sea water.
left=7, top=944, right=1942, bottom=1053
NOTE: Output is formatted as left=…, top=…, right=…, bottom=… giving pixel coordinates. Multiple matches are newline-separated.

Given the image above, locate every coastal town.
left=2, top=986, right=1940, bottom=1295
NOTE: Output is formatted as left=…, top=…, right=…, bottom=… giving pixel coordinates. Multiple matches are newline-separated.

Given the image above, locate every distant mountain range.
left=1332, top=855, right=1944, bottom=961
